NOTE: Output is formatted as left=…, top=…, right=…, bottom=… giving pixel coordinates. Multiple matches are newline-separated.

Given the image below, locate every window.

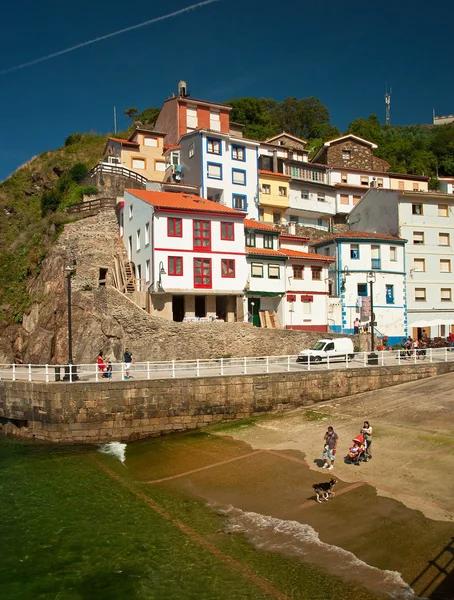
left=440, top=259, right=451, bottom=273
left=438, top=204, right=449, bottom=217
left=233, top=194, right=247, bottom=211
left=136, top=264, right=141, bottom=280
left=351, top=244, right=360, bottom=259
left=144, top=137, right=158, bottom=147
left=398, top=181, right=405, bottom=190
left=145, top=260, right=150, bottom=282
left=390, top=246, right=397, bottom=261
left=136, top=229, right=140, bottom=251
left=357, top=283, right=368, bottom=296
left=273, top=213, right=281, bottom=225
left=155, top=161, right=165, bottom=172
left=386, top=284, right=394, bottom=304
left=187, top=105, right=198, bottom=130
left=311, top=267, right=322, bottom=280
left=439, top=232, right=450, bottom=246
left=302, top=300, right=312, bottom=314
left=341, top=174, right=348, bottom=183
left=207, top=138, right=221, bottom=155
left=221, top=259, right=235, bottom=278
left=361, top=176, right=369, bottom=186
left=168, top=256, right=183, bottom=276
left=132, top=158, right=145, bottom=170
left=371, top=245, right=380, bottom=269
left=193, top=220, right=211, bottom=250
left=210, top=109, right=220, bottom=131
left=168, top=218, right=182, bottom=237
left=441, top=288, right=452, bottom=302
left=413, top=231, right=424, bottom=245
left=145, top=222, right=150, bottom=245
left=377, top=178, right=384, bottom=188
left=301, top=189, right=309, bottom=199
left=353, top=195, right=361, bottom=206
left=413, top=258, right=425, bottom=272
left=232, top=145, right=245, bottom=161
left=232, top=169, right=246, bottom=185
left=251, top=263, right=263, bottom=277
left=413, top=183, right=419, bottom=192
left=221, top=222, right=234, bottom=240
left=412, top=203, right=423, bottom=215
left=263, top=234, right=274, bottom=249
left=289, top=215, right=298, bottom=223
left=342, top=150, right=351, bottom=160
left=245, top=231, right=256, bottom=247
left=207, top=162, right=222, bottom=179
left=293, top=265, right=304, bottom=279
left=415, top=288, right=426, bottom=301
left=129, top=204, right=133, bottom=219
left=340, top=194, right=349, bottom=205
left=268, top=264, right=280, bottom=279
left=279, top=186, right=287, bottom=196
left=318, top=192, right=326, bottom=202
left=189, top=143, right=195, bottom=158
left=262, top=184, right=271, bottom=194
left=194, top=258, right=212, bottom=288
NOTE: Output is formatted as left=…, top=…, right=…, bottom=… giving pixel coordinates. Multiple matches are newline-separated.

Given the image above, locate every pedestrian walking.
left=354, top=318, right=360, bottom=334
left=322, top=426, right=338, bottom=470
left=123, top=348, right=134, bottom=379
left=361, top=420, right=373, bottom=459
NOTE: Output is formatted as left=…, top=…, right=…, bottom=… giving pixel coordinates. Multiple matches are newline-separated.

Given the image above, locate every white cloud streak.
left=0, top=0, right=220, bottom=76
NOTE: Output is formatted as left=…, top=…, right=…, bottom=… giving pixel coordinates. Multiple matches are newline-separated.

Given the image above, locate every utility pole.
left=385, top=86, right=391, bottom=126
left=114, top=106, right=117, bottom=134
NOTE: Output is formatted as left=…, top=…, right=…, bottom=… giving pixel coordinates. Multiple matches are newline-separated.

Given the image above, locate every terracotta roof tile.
left=258, top=169, right=290, bottom=179
left=125, top=190, right=245, bottom=216
left=246, top=247, right=285, bottom=257
left=279, top=233, right=310, bottom=241
left=316, top=230, right=405, bottom=244
left=107, top=137, right=139, bottom=146
left=164, top=145, right=180, bottom=151
left=281, top=249, right=334, bottom=262
left=244, top=219, right=280, bottom=232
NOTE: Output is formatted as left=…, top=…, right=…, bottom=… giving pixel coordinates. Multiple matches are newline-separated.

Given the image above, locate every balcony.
left=285, top=165, right=327, bottom=184
left=371, top=258, right=381, bottom=270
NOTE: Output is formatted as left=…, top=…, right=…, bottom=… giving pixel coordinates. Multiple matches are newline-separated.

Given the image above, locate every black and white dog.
left=312, top=478, right=338, bottom=503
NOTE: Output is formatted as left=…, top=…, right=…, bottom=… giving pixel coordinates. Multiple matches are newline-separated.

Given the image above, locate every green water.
left=0, top=436, right=380, bottom=600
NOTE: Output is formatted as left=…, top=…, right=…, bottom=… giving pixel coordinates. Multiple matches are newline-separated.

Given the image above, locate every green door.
left=248, top=298, right=261, bottom=327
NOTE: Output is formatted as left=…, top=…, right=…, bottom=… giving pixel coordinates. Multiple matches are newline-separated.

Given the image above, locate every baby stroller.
left=346, top=434, right=367, bottom=466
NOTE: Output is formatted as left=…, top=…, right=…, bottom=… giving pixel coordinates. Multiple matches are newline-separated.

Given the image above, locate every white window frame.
left=145, top=222, right=150, bottom=246
left=144, top=137, right=158, bottom=147
left=439, top=232, right=450, bottom=246
left=145, top=259, right=150, bottom=282
left=136, top=229, right=140, bottom=251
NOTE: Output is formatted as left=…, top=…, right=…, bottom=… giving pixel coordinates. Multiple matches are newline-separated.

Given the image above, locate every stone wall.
left=1, top=363, right=453, bottom=443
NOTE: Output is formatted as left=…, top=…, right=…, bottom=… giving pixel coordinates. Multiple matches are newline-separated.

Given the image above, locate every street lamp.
left=250, top=301, right=255, bottom=325
left=367, top=271, right=378, bottom=365
left=63, top=262, right=79, bottom=381
left=157, top=261, right=166, bottom=293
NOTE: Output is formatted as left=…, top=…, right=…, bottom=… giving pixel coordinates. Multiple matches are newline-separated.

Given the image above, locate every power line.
left=0, top=0, right=220, bottom=76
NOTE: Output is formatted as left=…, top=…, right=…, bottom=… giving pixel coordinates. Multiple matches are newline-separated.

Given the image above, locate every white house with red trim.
left=121, top=189, right=248, bottom=322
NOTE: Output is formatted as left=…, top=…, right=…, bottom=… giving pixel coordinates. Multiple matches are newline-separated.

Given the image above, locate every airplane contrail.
left=0, top=0, right=220, bottom=76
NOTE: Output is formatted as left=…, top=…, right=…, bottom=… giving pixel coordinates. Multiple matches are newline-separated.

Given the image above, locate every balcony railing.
left=285, top=165, right=327, bottom=184
left=371, top=258, right=381, bottom=270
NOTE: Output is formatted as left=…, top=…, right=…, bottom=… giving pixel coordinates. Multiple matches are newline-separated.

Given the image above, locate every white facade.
left=439, top=178, right=454, bottom=195
left=286, top=179, right=336, bottom=230
left=314, top=234, right=407, bottom=345
left=348, top=189, right=454, bottom=339
left=121, top=189, right=248, bottom=322
left=179, top=130, right=259, bottom=219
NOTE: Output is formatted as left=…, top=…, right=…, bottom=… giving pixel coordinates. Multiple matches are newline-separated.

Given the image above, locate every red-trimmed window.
left=168, top=256, right=183, bottom=276
left=168, top=217, right=182, bottom=237
left=193, top=220, right=211, bottom=250
left=221, top=222, right=234, bottom=241
left=311, top=266, right=322, bottom=280
left=194, top=258, right=212, bottom=288
left=221, top=259, right=235, bottom=278
left=287, top=294, right=297, bottom=302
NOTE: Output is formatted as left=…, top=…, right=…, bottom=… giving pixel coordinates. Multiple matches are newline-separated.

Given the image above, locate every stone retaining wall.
left=2, top=363, right=453, bottom=443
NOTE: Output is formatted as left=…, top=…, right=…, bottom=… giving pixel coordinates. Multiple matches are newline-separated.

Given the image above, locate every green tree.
left=136, top=107, right=160, bottom=128
left=227, top=97, right=277, bottom=140
left=124, top=107, right=138, bottom=122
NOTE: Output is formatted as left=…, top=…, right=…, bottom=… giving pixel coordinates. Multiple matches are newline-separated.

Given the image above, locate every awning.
left=246, top=291, right=285, bottom=297
left=301, top=295, right=314, bottom=302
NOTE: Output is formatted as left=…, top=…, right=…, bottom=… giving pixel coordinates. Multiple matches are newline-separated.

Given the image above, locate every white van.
left=296, top=338, right=355, bottom=363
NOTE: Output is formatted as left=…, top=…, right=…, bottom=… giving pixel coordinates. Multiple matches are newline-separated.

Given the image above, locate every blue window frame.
left=386, top=284, right=394, bottom=304
left=232, top=145, right=246, bottom=161
left=350, top=244, right=360, bottom=259
left=207, top=162, right=222, bottom=180
left=232, top=169, right=247, bottom=186
left=206, top=137, right=222, bottom=155
left=232, top=194, right=247, bottom=212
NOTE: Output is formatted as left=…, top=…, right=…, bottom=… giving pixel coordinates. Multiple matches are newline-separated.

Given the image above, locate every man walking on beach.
left=322, top=426, right=338, bottom=470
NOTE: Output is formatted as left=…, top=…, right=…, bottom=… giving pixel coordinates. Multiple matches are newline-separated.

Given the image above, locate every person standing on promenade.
left=123, top=348, right=134, bottom=380
left=322, top=426, right=338, bottom=470
left=361, top=420, right=373, bottom=459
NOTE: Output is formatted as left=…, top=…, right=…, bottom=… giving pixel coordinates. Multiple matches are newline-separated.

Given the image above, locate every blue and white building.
left=313, top=231, right=407, bottom=346
left=179, top=129, right=260, bottom=218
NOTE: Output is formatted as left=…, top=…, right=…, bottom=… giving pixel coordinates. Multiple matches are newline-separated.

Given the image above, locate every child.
left=347, top=434, right=364, bottom=464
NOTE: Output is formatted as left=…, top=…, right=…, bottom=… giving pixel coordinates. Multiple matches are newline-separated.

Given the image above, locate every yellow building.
left=103, top=128, right=167, bottom=181
left=258, top=170, right=290, bottom=224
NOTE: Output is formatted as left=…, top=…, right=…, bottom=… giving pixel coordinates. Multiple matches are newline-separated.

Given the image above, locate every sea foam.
left=98, top=442, right=127, bottom=464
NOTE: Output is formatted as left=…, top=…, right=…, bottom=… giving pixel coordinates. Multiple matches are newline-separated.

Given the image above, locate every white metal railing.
left=0, top=348, right=453, bottom=384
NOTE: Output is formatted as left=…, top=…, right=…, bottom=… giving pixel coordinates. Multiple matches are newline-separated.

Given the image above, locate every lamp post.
left=63, top=262, right=79, bottom=381
left=157, top=261, right=166, bottom=292
left=367, top=271, right=378, bottom=365
left=340, top=266, right=350, bottom=333
left=250, top=301, right=255, bottom=326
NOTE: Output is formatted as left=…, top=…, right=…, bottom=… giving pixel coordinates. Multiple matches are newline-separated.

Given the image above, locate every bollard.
left=266, top=356, right=269, bottom=373
left=45, top=364, right=49, bottom=383
left=147, top=361, right=150, bottom=380
left=172, top=360, right=175, bottom=378
left=243, top=356, right=247, bottom=375
left=220, top=357, right=224, bottom=376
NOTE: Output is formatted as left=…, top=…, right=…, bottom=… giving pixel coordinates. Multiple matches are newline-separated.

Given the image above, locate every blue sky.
left=1, top=0, right=453, bottom=181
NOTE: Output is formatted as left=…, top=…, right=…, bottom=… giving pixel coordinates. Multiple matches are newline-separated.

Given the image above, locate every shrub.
left=68, top=162, right=88, bottom=183
left=64, top=133, right=83, bottom=146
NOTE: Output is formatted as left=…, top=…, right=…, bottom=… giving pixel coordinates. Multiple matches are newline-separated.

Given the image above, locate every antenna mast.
left=385, top=85, right=391, bottom=126
left=114, top=106, right=117, bottom=134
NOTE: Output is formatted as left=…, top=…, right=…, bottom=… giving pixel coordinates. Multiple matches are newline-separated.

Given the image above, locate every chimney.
left=272, top=149, right=278, bottom=173
left=288, top=222, right=296, bottom=235
left=178, top=80, right=188, bottom=97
